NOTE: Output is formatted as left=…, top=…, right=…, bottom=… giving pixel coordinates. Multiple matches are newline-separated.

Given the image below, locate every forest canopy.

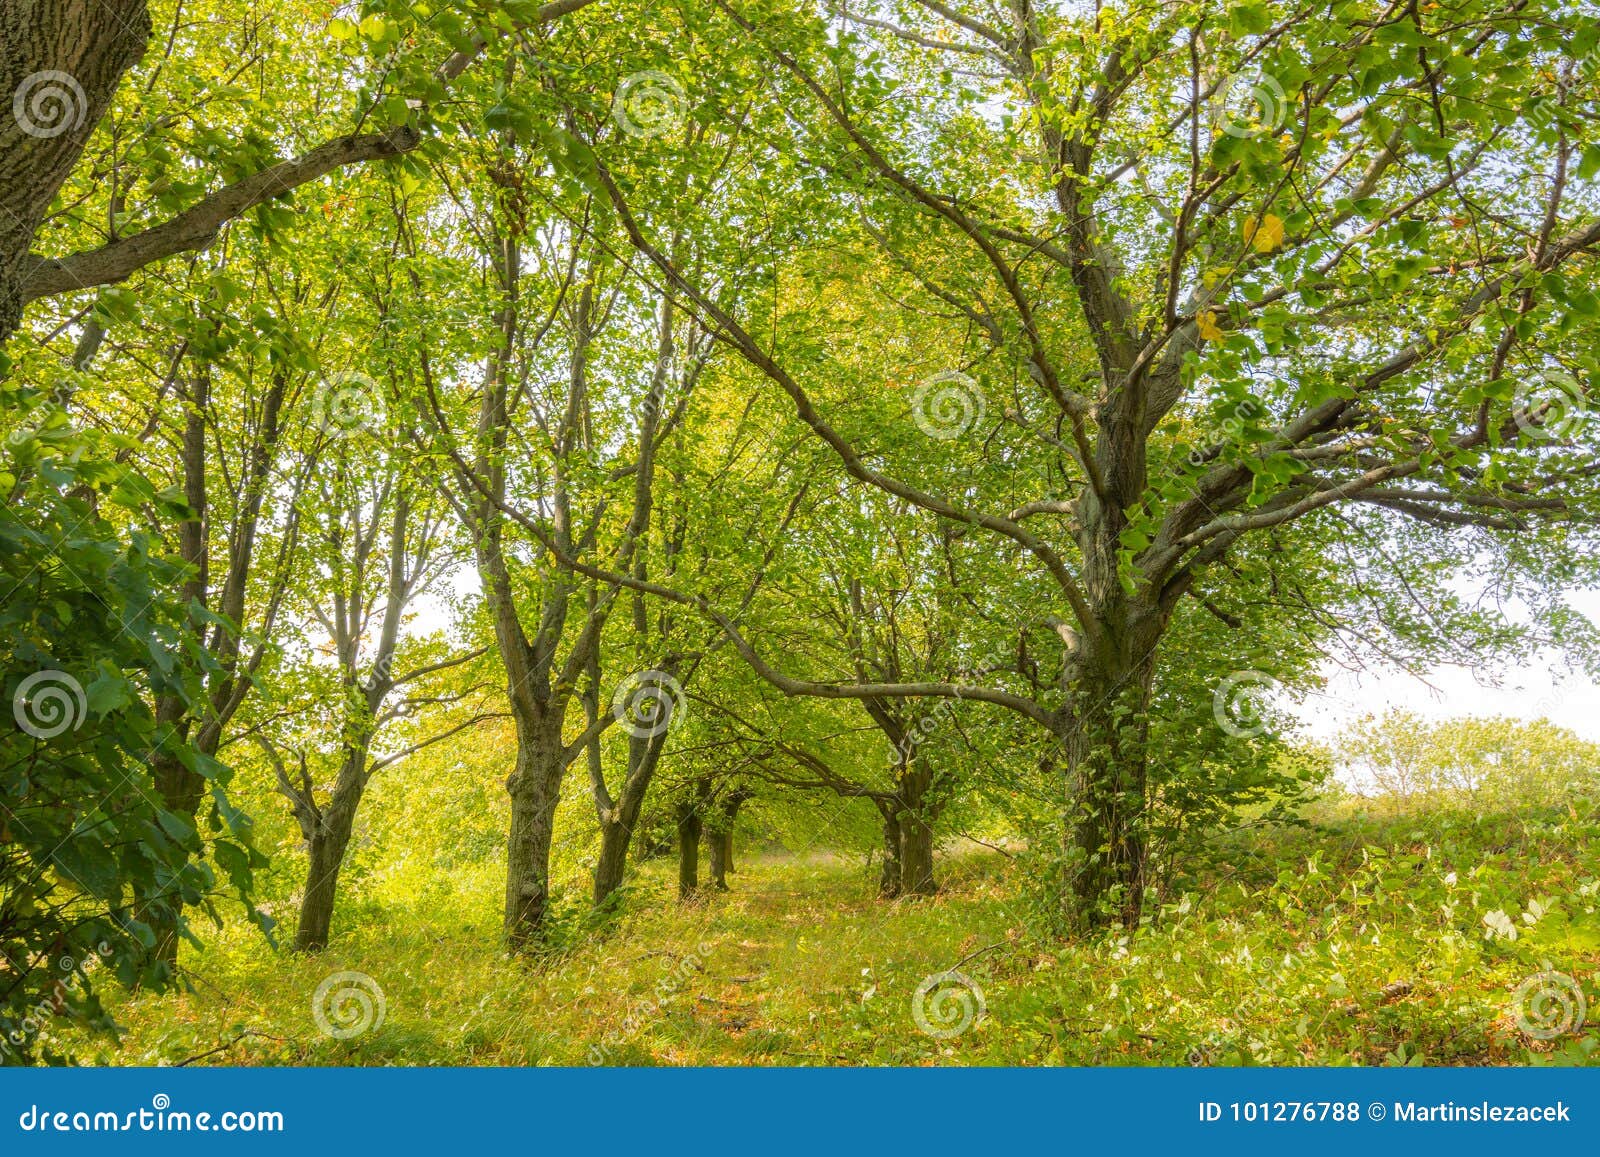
left=1, top=0, right=1598, bottom=1066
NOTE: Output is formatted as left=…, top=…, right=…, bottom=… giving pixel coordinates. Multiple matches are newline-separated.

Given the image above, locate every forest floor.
left=75, top=804, right=1600, bottom=1066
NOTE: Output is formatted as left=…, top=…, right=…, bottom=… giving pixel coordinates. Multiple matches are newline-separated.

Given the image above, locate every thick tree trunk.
left=703, top=792, right=745, bottom=891
left=144, top=744, right=205, bottom=967
left=1060, top=638, right=1159, bottom=933
left=0, top=1, right=151, bottom=348
left=141, top=365, right=211, bottom=967
left=896, top=765, right=938, bottom=897
left=675, top=800, right=702, bottom=900
left=877, top=807, right=902, bottom=899
left=900, top=815, right=937, bottom=897
left=592, top=819, right=632, bottom=906
left=504, top=717, right=565, bottom=949
left=706, top=828, right=731, bottom=890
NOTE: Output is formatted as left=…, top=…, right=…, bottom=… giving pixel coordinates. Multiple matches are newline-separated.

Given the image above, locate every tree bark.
left=704, top=793, right=745, bottom=891
left=896, top=762, right=939, bottom=896
left=876, top=806, right=902, bottom=899
left=293, top=747, right=368, bottom=952
left=675, top=799, right=702, bottom=900
left=706, top=828, right=730, bottom=890
left=1059, top=624, right=1160, bottom=933
left=899, top=815, right=937, bottom=898
left=142, top=362, right=210, bottom=966
left=591, top=731, right=669, bottom=906
left=0, top=0, right=151, bottom=347
left=503, top=713, right=566, bottom=948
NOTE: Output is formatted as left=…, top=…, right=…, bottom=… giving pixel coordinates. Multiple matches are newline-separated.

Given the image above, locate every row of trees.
left=4, top=0, right=1599, bottom=1057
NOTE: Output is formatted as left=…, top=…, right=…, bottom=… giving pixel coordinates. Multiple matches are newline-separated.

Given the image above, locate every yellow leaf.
left=1196, top=310, right=1223, bottom=341
left=1244, top=213, right=1285, bottom=253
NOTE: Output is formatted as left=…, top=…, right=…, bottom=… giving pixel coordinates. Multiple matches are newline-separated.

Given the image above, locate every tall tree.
left=580, top=0, right=1600, bottom=930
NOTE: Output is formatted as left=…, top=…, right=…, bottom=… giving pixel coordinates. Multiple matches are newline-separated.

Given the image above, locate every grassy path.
left=69, top=812, right=1600, bottom=1066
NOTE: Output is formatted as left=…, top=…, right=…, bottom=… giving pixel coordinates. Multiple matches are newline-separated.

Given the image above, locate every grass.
left=67, top=803, right=1600, bottom=1067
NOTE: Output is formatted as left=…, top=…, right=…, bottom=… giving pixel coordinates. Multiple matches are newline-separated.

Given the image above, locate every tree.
left=0, top=0, right=596, bottom=350
left=581, top=0, right=1600, bottom=930
left=0, top=406, right=259, bottom=1059
left=262, top=443, right=482, bottom=952
left=1346, top=710, right=1600, bottom=808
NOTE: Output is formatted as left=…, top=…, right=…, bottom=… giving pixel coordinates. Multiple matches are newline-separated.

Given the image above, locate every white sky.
left=1290, top=590, right=1600, bottom=743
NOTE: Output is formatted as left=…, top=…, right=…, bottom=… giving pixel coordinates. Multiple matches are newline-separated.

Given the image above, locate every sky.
left=1289, top=590, right=1600, bottom=744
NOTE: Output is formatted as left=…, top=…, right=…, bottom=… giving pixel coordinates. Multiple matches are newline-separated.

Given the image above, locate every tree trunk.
left=675, top=799, right=702, bottom=900
left=1060, top=638, right=1159, bottom=933
left=0, top=1, right=151, bottom=348
left=703, top=792, right=745, bottom=891
left=591, top=732, right=669, bottom=907
left=293, top=750, right=366, bottom=952
left=144, top=745, right=205, bottom=967
left=296, top=821, right=350, bottom=954
left=877, top=807, right=902, bottom=899
left=141, top=363, right=211, bottom=967
left=896, top=763, right=938, bottom=896
left=503, top=716, right=565, bottom=949
left=706, top=828, right=730, bottom=890
left=592, top=818, right=632, bottom=906
left=900, top=815, right=937, bottom=897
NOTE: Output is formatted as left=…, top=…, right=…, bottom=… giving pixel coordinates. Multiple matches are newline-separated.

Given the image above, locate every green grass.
left=66, top=804, right=1600, bottom=1067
